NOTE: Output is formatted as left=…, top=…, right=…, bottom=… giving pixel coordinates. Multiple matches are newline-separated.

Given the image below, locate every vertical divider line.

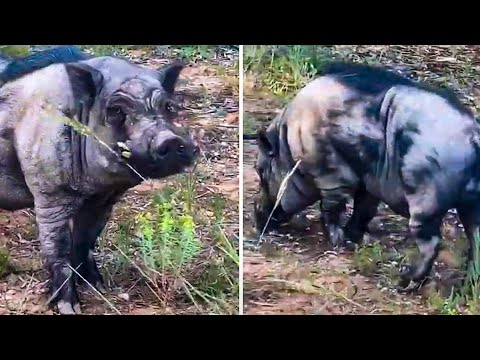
left=238, top=44, right=244, bottom=315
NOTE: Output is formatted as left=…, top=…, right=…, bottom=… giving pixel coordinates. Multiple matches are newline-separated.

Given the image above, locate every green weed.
left=0, top=45, right=31, bottom=58
left=82, top=45, right=136, bottom=56
left=429, top=287, right=462, bottom=315
left=243, top=114, right=257, bottom=134
left=110, top=172, right=238, bottom=314
left=243, top=45, right=335, bottom=97
left=170, top=45, right=238, bottom=62
left=428, top=230, right=480, bottom=315
left=0, top=246, right=9, bottom=277
left=136, top=186, right=202, bottom=279
left=460, top=229, right=480, bottom=313
left=353, top=242, right=385, bottom=275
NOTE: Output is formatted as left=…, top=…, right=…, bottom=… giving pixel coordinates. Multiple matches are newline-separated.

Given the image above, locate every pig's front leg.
left=71, top=191, right=125, bottom=292
left=35, top=196, right=83, bottom=315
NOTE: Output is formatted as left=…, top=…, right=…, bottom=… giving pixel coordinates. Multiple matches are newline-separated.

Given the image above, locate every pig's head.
left=64, top=58, right=198, bottom=184
left=253, top=125, right=294, bottom=235
left=253, top=122, right=317, bottom=236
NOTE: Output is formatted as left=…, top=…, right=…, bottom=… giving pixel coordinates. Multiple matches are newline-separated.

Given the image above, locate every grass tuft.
left=352, top=242, right=386, bottom=276
left=108, top=172, right=238, bottom=314
left=0, top=246, right=9, bottom=278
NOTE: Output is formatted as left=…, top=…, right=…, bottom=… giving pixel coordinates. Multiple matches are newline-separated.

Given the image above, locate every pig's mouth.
left=115, top=141, right=197, bottom=180
left=253, top=200, right=292, bottom=236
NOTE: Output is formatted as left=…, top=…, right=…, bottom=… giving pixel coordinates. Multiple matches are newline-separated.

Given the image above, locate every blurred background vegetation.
left=0, top=45, right=239, bottom=62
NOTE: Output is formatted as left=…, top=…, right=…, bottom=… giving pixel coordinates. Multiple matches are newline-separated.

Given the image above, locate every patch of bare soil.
left=0, top=47, right=239, bottom=315
left=243, top=45, right=480, bottom=315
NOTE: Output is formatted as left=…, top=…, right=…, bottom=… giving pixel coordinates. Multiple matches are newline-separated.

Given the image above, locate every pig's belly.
left=0, top=168, right=34, bottom=210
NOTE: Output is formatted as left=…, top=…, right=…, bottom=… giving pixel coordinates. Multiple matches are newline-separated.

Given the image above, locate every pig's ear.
left=158, top=61, right=185, bottom=95
left=65, top=63, right=104, bottom=105
left=257, top=128, right=277, bottom=157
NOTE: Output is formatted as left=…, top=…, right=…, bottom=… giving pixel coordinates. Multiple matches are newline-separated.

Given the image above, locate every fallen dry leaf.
left=225, top=112, right=239, bottom=124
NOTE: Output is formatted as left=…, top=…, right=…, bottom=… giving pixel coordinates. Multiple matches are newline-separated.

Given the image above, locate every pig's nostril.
left=156, top=137, right=185, bottom=158
left=157, top=145, right=169, bottom=157
left=177, top=144, right=186, bottom=155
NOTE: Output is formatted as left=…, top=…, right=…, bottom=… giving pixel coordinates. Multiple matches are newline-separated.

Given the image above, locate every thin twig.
left=110, top=243, right=165, bottom=305
left=66, top=263, right=122, bottom=315
left=21, top=275, right=35, bottom=313
left=111, top=244, right=158, bottom=289
left=144, top=279, right=165, bottom=306
left=50, top=112, right=149, bottom=183
left=216, top=124, right=238, bottom=128
left=181, top=280, right=203, bottom=313
left=260, top=278, right=367, bottom=311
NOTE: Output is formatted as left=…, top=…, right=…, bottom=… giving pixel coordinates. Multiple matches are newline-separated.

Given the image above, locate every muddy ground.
left=243, top=45, right=480, bottom=315
left=0, top=46, right=239, bottom=315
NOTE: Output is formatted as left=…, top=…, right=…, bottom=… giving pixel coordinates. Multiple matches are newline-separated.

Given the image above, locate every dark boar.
left=0, top=47, right=197, bottom=314
left=253, top=61, right=479, bottom=291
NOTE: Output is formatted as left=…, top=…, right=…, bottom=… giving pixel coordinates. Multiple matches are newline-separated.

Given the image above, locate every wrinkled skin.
left=254, top=62, right=480, bottom=292
left=0, top=52, right=198, bottom=314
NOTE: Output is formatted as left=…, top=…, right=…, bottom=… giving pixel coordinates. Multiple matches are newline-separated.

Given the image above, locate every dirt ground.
left=0, top=46, right=239, bottom=315
left=243, top=45, right=480, bottom=315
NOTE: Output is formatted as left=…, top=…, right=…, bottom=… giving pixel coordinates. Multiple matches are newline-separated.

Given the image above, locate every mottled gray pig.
left=253, top=61, right=480, bottom=292
left=0, top=47, right=197, bottom=314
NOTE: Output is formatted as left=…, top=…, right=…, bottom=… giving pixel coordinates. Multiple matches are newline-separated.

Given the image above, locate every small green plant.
left=428, top=230, right=480, bottom=315
left=244, top=45, right=335, bottom=97
left=243, top=114, right=257, bottom=134
left=430, top=287, right=462, bottom=315
left=173, top=45, right=213, bottom=62
left=353, top=242, right=385, bottom=275
left=0, top=45, right=31, bottom=58
left=461, top=229, right=480, bottom=313
left=136, top=187, right=202, bottom=278
left=0, top=246, right=9, bottom=277
left=82, top=45, right=134, bottom=56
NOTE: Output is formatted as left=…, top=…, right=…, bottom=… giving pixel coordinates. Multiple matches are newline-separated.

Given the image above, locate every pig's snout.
left=153, top=131, right=196, bottom=162
left=157, top=135, right=185, bottom=157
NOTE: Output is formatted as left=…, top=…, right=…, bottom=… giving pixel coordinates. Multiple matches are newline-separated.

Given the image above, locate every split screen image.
left=0, top=45, right=479, bottom=315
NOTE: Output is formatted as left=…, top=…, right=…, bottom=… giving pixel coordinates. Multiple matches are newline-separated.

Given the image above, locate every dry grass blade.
left=261, top=278, right=367, bottom=311
left=110, top=243, right=165, bottom=305
left=51, top=113, right=149, bottom=183
left=258, top=160, right=302, bottom=241
left=180, top=278, right=203, bottom=313
left=66, top=263, right=122, bottom=315
left=21, top=275, right=35, bottom=313
left=111, top=243, right=157, bottom=287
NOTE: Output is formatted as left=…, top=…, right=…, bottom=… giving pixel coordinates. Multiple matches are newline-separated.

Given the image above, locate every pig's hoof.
left=57, top=300, right=82, bottom=315
left=343, top=226, right=365, bottom=246
left=93, top=281, right=107, bottom=294
left=344, top=241, right=358, bottom=252
left=328, top=227, right=345, bottom=248
left=77, top=257, right=107, bottom=293
left=397, top=264, right=427, bottom=293
left=79, top=274, right=107, bottom=294
left=48, top=263, right=82, bottom=314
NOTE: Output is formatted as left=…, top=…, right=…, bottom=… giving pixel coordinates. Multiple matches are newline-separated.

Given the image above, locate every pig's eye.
left=106, top=106, right=126, bottom=125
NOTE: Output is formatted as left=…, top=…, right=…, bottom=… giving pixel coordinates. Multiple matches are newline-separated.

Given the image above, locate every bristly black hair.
left=322, top=61, right=473, bottom=117
left=0, top=45, right=91, bottom=85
